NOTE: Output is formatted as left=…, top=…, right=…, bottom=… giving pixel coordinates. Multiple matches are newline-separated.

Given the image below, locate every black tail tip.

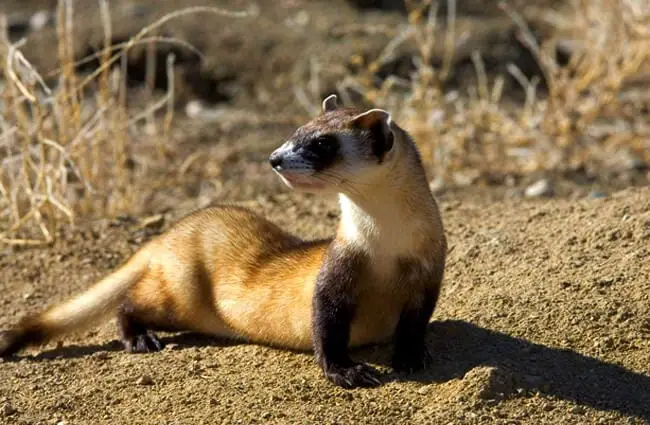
left=0, top=330, right=24, bottom=357
left=0, top=326, right=46, bottom=357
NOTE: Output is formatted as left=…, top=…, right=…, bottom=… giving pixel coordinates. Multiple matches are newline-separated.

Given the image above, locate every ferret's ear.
left=321, top=94, right=338, bottom=113
left=351, top=109, right=392, bottom=129
left=351, top=109, right=394, bottom=161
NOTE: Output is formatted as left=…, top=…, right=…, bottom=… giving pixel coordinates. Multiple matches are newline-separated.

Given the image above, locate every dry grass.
left=0, top=1, right=254, bottom=246
left=317, top=0, right=650, bottom=187
left=2, top=0, right=648, bottom=244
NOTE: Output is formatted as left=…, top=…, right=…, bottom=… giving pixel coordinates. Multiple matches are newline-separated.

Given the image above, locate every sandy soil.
left=1, top=187, right=649, bottom=424
left=1, top=1, right=649, bottom=424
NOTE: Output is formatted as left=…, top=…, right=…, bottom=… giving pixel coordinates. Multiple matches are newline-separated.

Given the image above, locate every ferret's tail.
left=0, top=251, right=150, bottom=357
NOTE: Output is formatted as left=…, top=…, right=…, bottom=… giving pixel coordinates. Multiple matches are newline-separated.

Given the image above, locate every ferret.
left=0, top=95, right=447, bottom=389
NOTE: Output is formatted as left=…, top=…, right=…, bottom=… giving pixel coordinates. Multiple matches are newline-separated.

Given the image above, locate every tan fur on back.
left=130, top=206, right=329, bottom=350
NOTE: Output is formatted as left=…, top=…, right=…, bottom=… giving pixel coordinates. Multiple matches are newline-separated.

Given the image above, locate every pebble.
left=570, top=406, right=586, bottom=414
left=429, top=177, right=445, bottom=194
left=417, top=385, right=432, bottom=395
left=185, top=99, right=224, bottom=121
left=29, top=10, right=53, bottom=30
left=136, top=374, right=154, bottom=386
left=525, top=179, right=554, bottom=198
left=543, top=402, right=555, bottom=411
left=1, top=402, right=17, bottom=417
left=587, top=190, right=607, bottom=199
left=92, top=352, right=109, bottom=361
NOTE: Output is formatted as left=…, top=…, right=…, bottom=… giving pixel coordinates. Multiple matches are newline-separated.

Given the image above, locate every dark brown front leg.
left=312, top=243, right=381, bottom=389
left=392, top=262, right=443, bottom=373
left=391, top=287, right=438, bottom=373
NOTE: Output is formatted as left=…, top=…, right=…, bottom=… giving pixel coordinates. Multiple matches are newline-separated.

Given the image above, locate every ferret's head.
left=270, top=95, right=404, bottom=194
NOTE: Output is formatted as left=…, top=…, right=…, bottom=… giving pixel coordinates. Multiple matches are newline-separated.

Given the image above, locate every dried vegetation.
left=324, top=0, right=650, bottom=187
left=1, top=0, right=649, bottom=244
left=0, top=1, right=251, bottom=246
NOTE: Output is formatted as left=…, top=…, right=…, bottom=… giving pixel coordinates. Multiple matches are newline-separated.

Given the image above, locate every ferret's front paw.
left=123, top=331, right=163, bottom=353
left=323, top=362, right=382, bottom=389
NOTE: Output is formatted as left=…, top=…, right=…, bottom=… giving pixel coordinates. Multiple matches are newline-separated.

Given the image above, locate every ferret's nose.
left=269, top=151, right=284, bottom=170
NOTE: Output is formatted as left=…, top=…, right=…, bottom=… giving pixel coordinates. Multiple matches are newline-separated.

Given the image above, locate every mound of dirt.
left=1, top=187, right=648, bottom=424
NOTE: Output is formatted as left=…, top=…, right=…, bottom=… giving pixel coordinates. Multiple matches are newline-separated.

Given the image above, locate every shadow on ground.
left=385, top=320, right=650, bottom=421
left=10, top=320, right=650, bottom=421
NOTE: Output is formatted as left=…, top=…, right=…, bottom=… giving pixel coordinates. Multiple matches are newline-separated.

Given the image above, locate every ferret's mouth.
left=274, top=169, right=326, bottom=191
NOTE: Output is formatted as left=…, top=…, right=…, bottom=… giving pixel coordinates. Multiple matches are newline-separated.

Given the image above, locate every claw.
left=124, top=331, right=163, bottom=353
left=324, top=362, right=383, bottom=389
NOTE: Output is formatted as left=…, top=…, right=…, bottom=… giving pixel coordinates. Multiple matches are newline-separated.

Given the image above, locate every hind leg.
left=117, top=302, right=164, bottom=353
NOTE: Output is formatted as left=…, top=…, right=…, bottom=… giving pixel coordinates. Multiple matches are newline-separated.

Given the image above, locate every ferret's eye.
left=301, top=135, right=339, bottom=170
left=312, top=135, right=339, bottom=155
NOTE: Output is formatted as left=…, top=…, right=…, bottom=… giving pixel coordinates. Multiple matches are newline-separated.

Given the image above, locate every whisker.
left=319, top=169, right=412, bottom=195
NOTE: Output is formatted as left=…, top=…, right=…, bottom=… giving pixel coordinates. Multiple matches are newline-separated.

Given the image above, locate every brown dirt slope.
left=1, top=186, right=648, bottom=425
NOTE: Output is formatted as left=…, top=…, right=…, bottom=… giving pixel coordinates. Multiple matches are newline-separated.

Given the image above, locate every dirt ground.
left=1, top=1, right=650, bottom=424
left=1, top=187, right=649, bottom=425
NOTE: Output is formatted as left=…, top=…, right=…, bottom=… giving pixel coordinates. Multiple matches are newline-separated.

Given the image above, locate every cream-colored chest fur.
left=349, top=270, right=404, bottom=347
left=348, top=259, right=428, bottom=347
left=339, top=194, right=438, bottom=266
left=338, top=192, right=441, bottom=347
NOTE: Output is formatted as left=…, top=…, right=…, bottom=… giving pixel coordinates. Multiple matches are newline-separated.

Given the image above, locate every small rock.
left=92, top=352, right=109, bottom=361
left=294, top=10, right=310, bottom=26
left=261, top=412, right=272, bottom=419
left=136, top=374, right=154, bottom=386
left=417, top=385, right=432, bottom=395
left=1, top=402, right=17, bottom=417
left=543, top=402, right=555, bottom=411
left=587, top=190, right=607, bottom=199
left=525, top=179, right=554, bottom=198
left=570, top=406, right=586, bottom=414
left=460, top=366, right=522, bottom=401
left=453, top=170, right=480, bottom=187
left=29, top=10, right=53, bottom=30
left=185, top=100, right=204, bottom=119
left=429, top=177, right=445, bottom=194
left=184, top=100, right=225, bottom=121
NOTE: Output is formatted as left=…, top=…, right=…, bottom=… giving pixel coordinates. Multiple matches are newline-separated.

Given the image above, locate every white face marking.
left=270, top=139, right=331, bottom=192
left=270, top=141, right=313, bottom=172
